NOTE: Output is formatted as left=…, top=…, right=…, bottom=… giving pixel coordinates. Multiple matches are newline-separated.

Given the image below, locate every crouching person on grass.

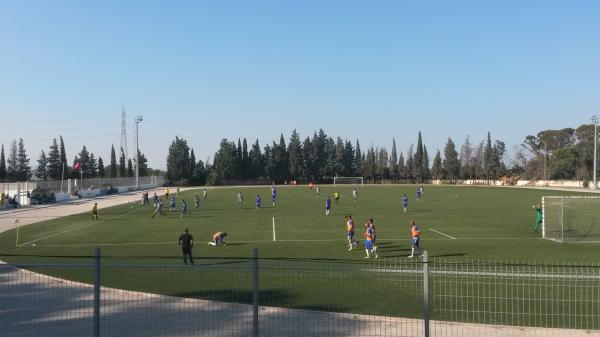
left=208, top=232, right=227, bottom=246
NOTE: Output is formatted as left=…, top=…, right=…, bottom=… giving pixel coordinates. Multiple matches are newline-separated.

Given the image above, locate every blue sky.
left=1, top=1, right=599, bottom=169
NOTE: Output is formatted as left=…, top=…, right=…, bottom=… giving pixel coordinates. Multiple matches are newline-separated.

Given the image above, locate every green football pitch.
left=1, top=185, right=599, bottom=324
left=2, top=185, right=598, bottom=262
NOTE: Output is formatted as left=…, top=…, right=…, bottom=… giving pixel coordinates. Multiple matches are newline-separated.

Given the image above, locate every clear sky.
left=1, top=1, right=599, bottom=170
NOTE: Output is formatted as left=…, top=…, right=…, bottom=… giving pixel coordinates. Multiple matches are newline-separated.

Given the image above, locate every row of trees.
left=0, top=136, right=151, bottom=182
left=176, top=129, right=510, bottom=185
left=514, top=124, right=597, bottom=181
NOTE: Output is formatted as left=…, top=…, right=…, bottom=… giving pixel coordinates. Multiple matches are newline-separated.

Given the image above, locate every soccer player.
left=416, top=188, right=422, bottom=201
left=402, top=193, right=408, bottom=213
left=366, top=218, right=378, bottom=254
left=363, top=224, right=378, bottom=259
left=151, top=200, right=166, bottom=217
left=309, top=182, right=313, bottom=190
left=532, top=204, right=542, bottom=232
left=346, top=215, right=359, bottom=250
left=152, top=193, right=159, bottom=208
left=255, top=194, right=262, bottom=209
left=334, top=191, right=340, bottom=204
left=165, top=188, right=170, bottom=200
left=236, top=192, right=243, bottom=207
left=194, top=194, right=200, bottom=208
left=325, top=196, right=331, bottom=215
left=271, top=185, right=277, bottom=207
left=91, top=202, right=99, bottom=220
left=352, top=189, right=358, bottom=203
left=203, top=189, right=208, bottom=200
left=180, top=199, right=188, bottom=217
left=316, top=186, right=321, bottom=198
left=208, top=232, right=227, bottom=246
left=408, top=221, right=422, bottom=258
left=178, top=229, right=194, bottom=265
left=169, top=195, right=177, bottom=212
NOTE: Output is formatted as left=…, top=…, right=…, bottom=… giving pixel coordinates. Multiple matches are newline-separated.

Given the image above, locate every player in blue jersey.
left=255, top=195, right=262, bottom=209
left=366, top=218, right=378, bottom=255
left=152, top=193, right=159, bottom=208
left=180, top=199, right=188, bottom=217
left=416, top=188, right=422, bottom=201
left=271, top=185, right=277, bottom=207
left=169, top=195, right=176, bottom=212
left=363, top=225, right=378, bottom=259
left=325, top=196, right=332, bottom=215
left=402, top=193, right=408, bottom=213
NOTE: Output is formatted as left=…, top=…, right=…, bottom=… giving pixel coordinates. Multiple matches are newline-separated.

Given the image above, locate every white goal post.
left=542, top=196, right=600, bottom=243
left=333, top=177, right=364, bottom=188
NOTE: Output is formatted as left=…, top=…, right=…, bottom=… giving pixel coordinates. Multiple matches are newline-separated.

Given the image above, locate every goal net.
left=542, top=196, right=600, bottom=243
left=333, top=177, right=364, bottom=188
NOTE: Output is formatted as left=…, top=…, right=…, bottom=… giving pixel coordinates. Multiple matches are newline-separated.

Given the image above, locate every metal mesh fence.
left=0, top=253, right=599, bottom=337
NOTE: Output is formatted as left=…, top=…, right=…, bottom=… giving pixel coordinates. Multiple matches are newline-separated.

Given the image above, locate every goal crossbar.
left=333, top=177, right=364, bottom=188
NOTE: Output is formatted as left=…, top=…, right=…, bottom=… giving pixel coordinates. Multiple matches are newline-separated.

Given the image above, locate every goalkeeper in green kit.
left=532, top=204, right=542, bottom=232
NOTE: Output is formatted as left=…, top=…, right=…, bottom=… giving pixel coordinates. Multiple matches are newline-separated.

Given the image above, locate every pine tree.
left=47, top=138, right=61, bottom=180
left=398, top=152, right=406, bottom=180
left=414, top=132, right=424, bottom=182
left=390, top=138, right=399, bottom=182
left=119, top=147, right=126, bottom=177
left=97, top=157, right=105, bottom=178
left=483, top=132, right=494, bottom=181
left=6, top=140, right=17, bottom=181
left=16, top=138, right=31, bottom=181
left=166, top=136, right=192, bottom=184
left=272, top=134, right=288, bottom=181
left=249, top=139, right=263, bottom=179
left=127, top=158, right=134, bottom=177
left=363, top=147, right=376, bottom=181
left=110, top=145, right=117, bottom=178
left=0, top=144, right=7, bottom=180
left=242, top=138, right=250, bottom=179
left=189, top=149, right=196, bottom=179
left=406, top=144, right=415, bottom=181
left=36, top=150, right=48, bottom=180
left=442, top=137, right=461, bottom=182
left=88, top=153, right=97, bottom=178
left=343, top=140, right=354, bottom=176
left=354, top=139, right=362, bottom=177
left=431, top=150, right=443, bottom=180
left=303, top=137, right=314, bottom=181
left=78, top=146, right=90, bottom=178
left=59, top=136, right=67, bottom=167
left=137, top=150, right=148, bottom=177
left=422, top=145, right=430, bottom=179
left=288, top=129, right=303, bottom=179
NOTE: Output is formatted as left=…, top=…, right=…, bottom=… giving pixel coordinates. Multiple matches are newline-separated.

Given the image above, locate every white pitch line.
left=429, top=229, right=456, bottom=240
left=32, top=237, right=544, bottom=247
left=18, top=209, right=135, bottom=247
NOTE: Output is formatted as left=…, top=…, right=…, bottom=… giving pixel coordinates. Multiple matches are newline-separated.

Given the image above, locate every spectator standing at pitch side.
left=178, top=229, right=194, bottom=265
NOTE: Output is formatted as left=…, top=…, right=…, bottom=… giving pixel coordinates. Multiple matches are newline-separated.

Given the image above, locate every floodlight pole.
left=135, top=115, right=143, bottom=189
left=592, top=116, right=599, bottom=190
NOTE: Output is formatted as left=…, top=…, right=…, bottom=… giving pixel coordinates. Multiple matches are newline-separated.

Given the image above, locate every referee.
left=178, top=229, right=194, bottom=265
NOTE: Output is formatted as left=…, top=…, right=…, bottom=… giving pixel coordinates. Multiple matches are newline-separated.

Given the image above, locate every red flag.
left=73, top=162, right=81, bottom=171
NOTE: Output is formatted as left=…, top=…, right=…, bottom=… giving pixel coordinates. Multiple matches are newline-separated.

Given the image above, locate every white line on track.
left=18, top=209, right=136, bottom=247
left=429, top=229, right=456, bottom=239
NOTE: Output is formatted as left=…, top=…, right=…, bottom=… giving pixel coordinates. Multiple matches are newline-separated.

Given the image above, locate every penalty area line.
left=17, top=209, right=135, bottom=247
left=429, top=229, right=456, bottom=240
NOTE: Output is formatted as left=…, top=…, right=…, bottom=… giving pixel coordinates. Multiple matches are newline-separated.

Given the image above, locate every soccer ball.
left=31, top=244, right=36, bottom=247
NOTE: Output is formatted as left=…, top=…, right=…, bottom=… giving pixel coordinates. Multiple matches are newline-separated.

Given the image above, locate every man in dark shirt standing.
left=178, top=229, right=194, bottom=265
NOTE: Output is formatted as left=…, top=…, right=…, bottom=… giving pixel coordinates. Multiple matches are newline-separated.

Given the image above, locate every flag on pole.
left=73, top=162, right=81, bottom=171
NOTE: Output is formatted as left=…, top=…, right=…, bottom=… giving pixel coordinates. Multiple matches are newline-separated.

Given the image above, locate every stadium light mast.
left=135, top=115, right=143, bottom=189
left=592, top=115, right=599, bottom=190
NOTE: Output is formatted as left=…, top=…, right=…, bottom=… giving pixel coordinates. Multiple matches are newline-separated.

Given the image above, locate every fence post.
left=252, top=248, right=259, bottom=337
left=422, top=250, right=430, bottom=337
left=93, top=247, right=101, bottom=337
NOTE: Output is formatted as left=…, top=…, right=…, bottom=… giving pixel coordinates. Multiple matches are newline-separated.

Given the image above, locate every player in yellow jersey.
left=91, top=202, right=99, bottom=220
left=334, top=191, right=340, bottom=204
